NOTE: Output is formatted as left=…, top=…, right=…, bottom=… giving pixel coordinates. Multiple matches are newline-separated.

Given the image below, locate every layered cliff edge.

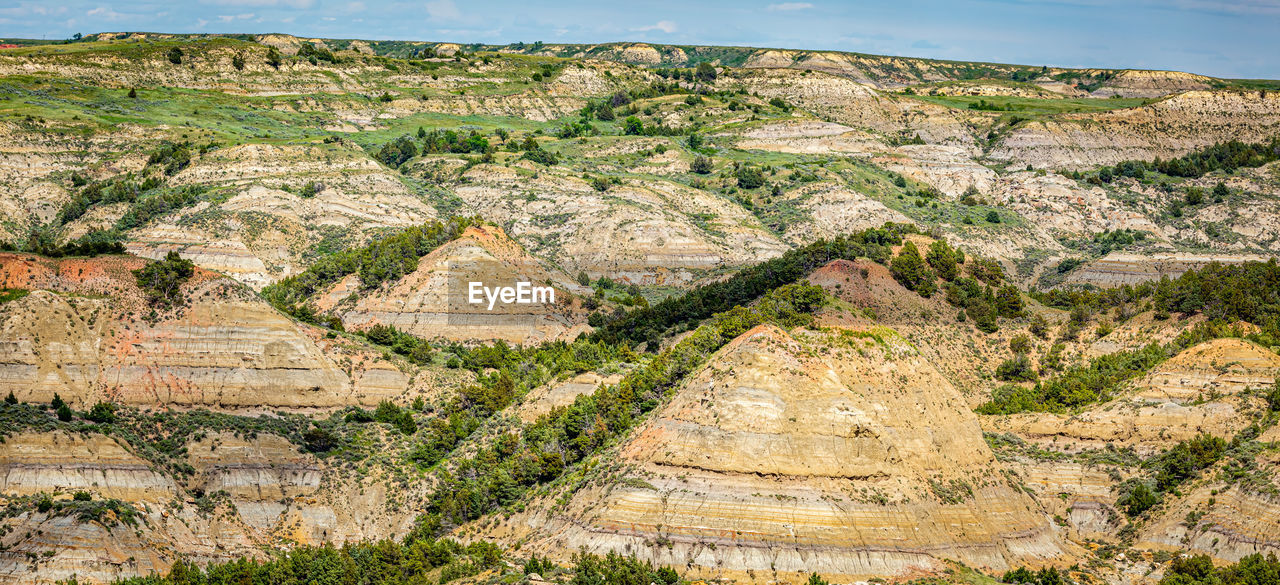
left=494, top=323, right=1075, bottom=583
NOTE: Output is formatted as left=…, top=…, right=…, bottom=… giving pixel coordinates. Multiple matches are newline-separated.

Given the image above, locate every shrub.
left=1118, top=481, right=1160, bottom=517
left=1029, top=314, right=1049, bottom=339
left=995, top=284, right=1024, bottom=318
left=1213, top=182, right=1230, bottom=200
left=1155, top=433, right=1226, bottom=491
left=996, top=355, right=1038, bottom=382
left=926, top=240, right=959, bottom=281
left=521, top=148, right=560, bottom=166
left=690, top=155, right=713, bottom=174
left=695, top=62, right=717, bottom=83
left=890, top=241, right=932, bottom=293
left=86, top=402, right=116, bottom=424
left=303, top=427, right=340, bottom=453
left=166, top=47, right=183, bottom=65
left=133, top=251, right=196, bottom=309
left=735, top=165, right=765, bottom=189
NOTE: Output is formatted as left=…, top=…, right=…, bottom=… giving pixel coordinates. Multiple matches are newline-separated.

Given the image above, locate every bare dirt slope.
left=498, top=324, right=1072, bottom=584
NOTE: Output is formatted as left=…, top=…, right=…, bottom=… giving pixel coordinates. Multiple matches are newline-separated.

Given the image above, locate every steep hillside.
left=986, top=338, right=1279, bottom=454
left=0, top=253, right=425, bottom=409
left=314, top=224, right=592, bottom=344
left=499, top=324, right=1071, bottom=583
left=0, top=425, right=432, bottom=585
left=991, top=90, right=1280, bottom=169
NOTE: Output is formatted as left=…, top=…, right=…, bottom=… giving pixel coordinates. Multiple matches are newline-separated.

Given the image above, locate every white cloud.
left=1172, top=0, right=1280, bottom=15
left=345, top=1, right=366, bottom=11
left=86, top=6, right=127, bottom=21
left=425, top=0, right=461, bottom=20
left=217, top=13, right=255, bottom=22
left=631, top=20, right=677, bottom=33
left=767, top=2, right=814, bottom=10
left=197, top=0, right=315, bottom=8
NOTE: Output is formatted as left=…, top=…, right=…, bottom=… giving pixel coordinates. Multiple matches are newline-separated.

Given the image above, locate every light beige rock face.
left=0, top=513, right=179, bottom=585
left=1091, top=70, right=1215, bottom=98
left=720, top=69, right=977, bottom=148
left=991, top=90, right=1280, bottom=169
left=0, top=121, right=151, bottom=243
left=1138, top=419, right=1280, bottom=562
left=990, top=171, right=1163, bottom=237
left=1013, top=461, right=1125, bottom=541
left=729, top=120, right=884, bottom=154
left=128, top=142, right=435, bottom=289
left=1065, top=252, right=1271, bottom=288
left=506, top=324, right=1070, bottom=583
left=875, top=145, right=998, bottom=197
left=0, top=253, right=407, bottom=409
left=323, top=224, right=592, bottom=344
left=187, top=433, right=321, bottom=503
left=0, top=429, right=424, bottom=585
left=0, top=432, right=176, bottom=501
left=986, top=339, right=1279, bottom=455
left=777, top=183, right=913, bottom=244
left=517, top=372, right=622, bottom=422
left=450, top=164, right=789, bottom=284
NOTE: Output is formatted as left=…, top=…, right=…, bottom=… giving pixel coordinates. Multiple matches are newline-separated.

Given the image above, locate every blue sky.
left=1, top=0, right=1276, bottom=79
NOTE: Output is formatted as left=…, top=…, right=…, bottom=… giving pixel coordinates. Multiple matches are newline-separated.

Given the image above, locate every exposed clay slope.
left=992, top=90, right=1280, bottom=169
left=0, top=429, right=426, bottom=585
left=318, top=224, right=592, bottom=344
left=1137, top=422, right=1280, bottom=562
left=0, top=431, right=176, bottom=501
left=719, top=69, right=977, bottom=147
left=986, top=338, right=1279, bottom=455
left=125, top=141, right=435, bottom=289
left=0, top=253, right=411, bottom=409
left=1092, top=70, right=1215, bottom=98
left=449, top=163, right=789, bottom=285
left=502, top=324, right=1070, bottom=583
left=1065, top=252, right=1271, bottom=288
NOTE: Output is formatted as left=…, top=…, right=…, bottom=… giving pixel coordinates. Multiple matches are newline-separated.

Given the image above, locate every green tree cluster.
left=133, top=251, right=195, bottom=309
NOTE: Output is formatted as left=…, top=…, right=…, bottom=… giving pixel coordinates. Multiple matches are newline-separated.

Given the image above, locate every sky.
left=1, top=0, right=1277, bottom=79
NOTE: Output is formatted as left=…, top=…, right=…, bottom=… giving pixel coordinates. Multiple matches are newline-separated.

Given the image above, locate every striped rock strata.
left=506, top=324, right=1071, bottom=583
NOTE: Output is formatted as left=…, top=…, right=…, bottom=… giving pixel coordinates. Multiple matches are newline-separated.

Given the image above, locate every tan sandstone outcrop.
left=504, top=324, right=1071, bottom=583
left=991, top=90, right=1280, bottom=169
left=0, top=253, right=407, bottom=409
left=987, top=338, right=1280, bottom=455
left=321, top=224, right=591, bottom=344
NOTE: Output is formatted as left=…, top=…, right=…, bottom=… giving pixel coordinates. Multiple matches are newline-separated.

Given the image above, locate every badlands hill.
left=313, top=223, right=592, bottom=344
left=1, top=33, right=1279, bottom=292
left=0, top=31, right=1279, bottom=585
left=0, top=252, right=429, bottom=409
left=503, top=323, right=1070, bottom=583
